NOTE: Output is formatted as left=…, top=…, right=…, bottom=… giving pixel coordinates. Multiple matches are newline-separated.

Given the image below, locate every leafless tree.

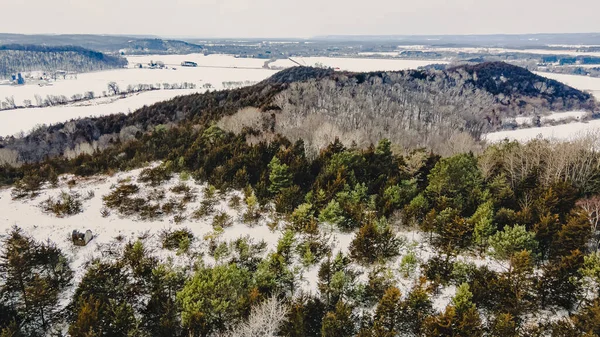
left=107, top=82, right=120, bottom=96
left=226, top=295, right=288, bottom=337
left=577, top=196, right=600, bottom=251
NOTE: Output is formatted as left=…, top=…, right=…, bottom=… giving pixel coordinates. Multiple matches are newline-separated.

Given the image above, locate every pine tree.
left=471, top=201, right=496, bottom=252
left=321, top=301, right=356, bottom=337
left=268, top=156, right=292, bottom=195
left=489, top=225, right=537, bottom=260
left=372, top=287, right=403, bottom=336
left=178, top=264, right=251, bottom=336
left=349, top=219, right=401, bottom=265
left=0, top=228, right=72, bottom=335
left=552, top=212, right=591, bottom=259
left=68, top=296, right=101, bottom=337
left=423, top=283, right=483, bottom=337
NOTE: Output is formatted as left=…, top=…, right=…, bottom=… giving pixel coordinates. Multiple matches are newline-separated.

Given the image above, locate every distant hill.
left=0, top=62, right=596, bottom=163
left=120, top=38, right=203, bottom=55
left=0, top=44, right=128, bottom=78
left=0, top=34, right=203, bottom=55
left=261, top=63, right=596, bottom=151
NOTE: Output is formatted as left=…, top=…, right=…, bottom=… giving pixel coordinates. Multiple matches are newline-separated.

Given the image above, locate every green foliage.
left=161, top=229, right=194, bottom=251
left=139, top=165, right=173, bottom=186
left=399, top=251, right=419, bottom=278
left=177, top=264, right=250, bottom=336
left=489, top=225, right=538, bottom=260
left=319, top=199, right=345, bottom=227
left=349, top=218, right=402, bottom=265
left=429, top=207, right=474, bottom=253
left=211, top=212, right=233, bottom=230
left=318, top=253, right=359, bottom=307
left=452, top=283, right=475, bottom=313
left=423, top=283, right=483, bottom=337
left=321, top=301, right=356, bottom=337
left=268, top=156, right=292, bottom=195
left=243, top=191, right=260, bottom=223
left=425, top=153, right=483, bottom=214
left=0, top=227, right=73, bottom=336
left=11, top=172, right=44, bottom=199
left=470, top=200, right=496, bottom=250
left=290, top=203, right=316, bottom=232
left=383, top=179, right=418, bottom=213
left=41, top=191, right=83, bottom=217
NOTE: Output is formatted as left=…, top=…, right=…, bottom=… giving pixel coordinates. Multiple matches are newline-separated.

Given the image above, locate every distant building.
left=181, top=61, right=198, bottom=67
left=12, top=73, right=25, bottom=85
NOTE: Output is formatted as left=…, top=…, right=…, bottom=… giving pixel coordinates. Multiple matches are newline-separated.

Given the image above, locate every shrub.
left=212, top=212, right=233, bottom=229
left=138, top=165, right=172, bottom=186
left=171, top=183, right=196, bottom=203
left=349, top=219, right=403, bottom=265
left=228, top=195, right=242, bottom=209
left=41, top=191, right=83, bottom=217
left=11, top=172, right=44, bottom=199
left=399, top=251, right=419, bottom=278
left=161, top=228, right=194, bottom=251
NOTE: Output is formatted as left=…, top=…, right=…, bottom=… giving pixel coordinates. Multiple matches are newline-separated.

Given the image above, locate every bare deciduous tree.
left=226, top=296, right=288, bottom=337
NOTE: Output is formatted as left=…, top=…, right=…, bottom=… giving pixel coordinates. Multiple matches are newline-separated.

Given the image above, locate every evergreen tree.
left=178, top=264, right=251, bottom=336
left=470, top=200, right=496, bottom=252
left=0, top=228, right=72, bottom=336
left=489, top=225, right=538, bottom=260
left=68, top=296, right=101, bottom=337
left=372, top=287, right=403, bottom=336
left=423, top=283, right=483, bottom=337
left=425, top=153, right=483, bottom=215
left=349, top=219, right=401, bottom=264
left=321, top=301, right=356, bottom=337
left=268, top=156, right=292, bottom=195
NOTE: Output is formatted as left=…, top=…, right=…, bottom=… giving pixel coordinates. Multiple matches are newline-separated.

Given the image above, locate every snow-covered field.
left=399, top=45, right=600, bottom=57
left=0, top=54, right=444, bottom=137
left=486, top=119, right=600, bottom=143
left=513, top=110, right=589, bottom=125
left=535, top=72, right=600, bottom=94
left=270, top=57, right=445, bottom=72
left=0, top=89, right=199, bottom=136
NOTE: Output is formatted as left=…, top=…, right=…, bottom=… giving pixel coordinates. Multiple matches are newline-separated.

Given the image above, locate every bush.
left=212, top=212, right=233, bottom=229
left=349, top=219, right=403, bottom=265
left=161, top=228, right=194, bottom=251
left=138, top=165, right=172, bottom=186
left=228, top=195, right=242, bottom=210
left=171, top=183, right=196, bottom=203
left=399, top=251, right=419, bottom=278
left=41, top=191, right=83, bottom=217
left=11, top=172, right=44, bottom=199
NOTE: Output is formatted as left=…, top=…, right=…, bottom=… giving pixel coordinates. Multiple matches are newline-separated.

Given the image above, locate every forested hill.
left=0, top=62, right=596, bottom=164
left=450, top=62, right=592, bottom=105
left=0, top=44, right=128, bottom=78
left=121, top=39, right=203, bottom=55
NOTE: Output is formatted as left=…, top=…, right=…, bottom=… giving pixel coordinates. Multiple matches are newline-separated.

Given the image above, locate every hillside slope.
left=0, top=63, right=595, bottom=164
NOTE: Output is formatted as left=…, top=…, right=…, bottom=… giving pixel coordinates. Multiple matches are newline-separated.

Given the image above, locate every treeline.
left=0, top=44, right=127, bottom=78
left=3, top=122, right=600, bottom=335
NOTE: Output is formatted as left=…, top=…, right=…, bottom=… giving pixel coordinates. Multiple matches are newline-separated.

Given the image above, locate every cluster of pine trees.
left=3, top=117, right=600, bottom=335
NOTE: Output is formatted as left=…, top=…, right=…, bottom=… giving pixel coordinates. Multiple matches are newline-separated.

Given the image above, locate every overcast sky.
left=2, top=0, right=599, bottom=38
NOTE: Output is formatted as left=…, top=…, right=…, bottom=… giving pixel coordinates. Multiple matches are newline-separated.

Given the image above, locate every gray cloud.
left=1, top=0, right=598, bottom=37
